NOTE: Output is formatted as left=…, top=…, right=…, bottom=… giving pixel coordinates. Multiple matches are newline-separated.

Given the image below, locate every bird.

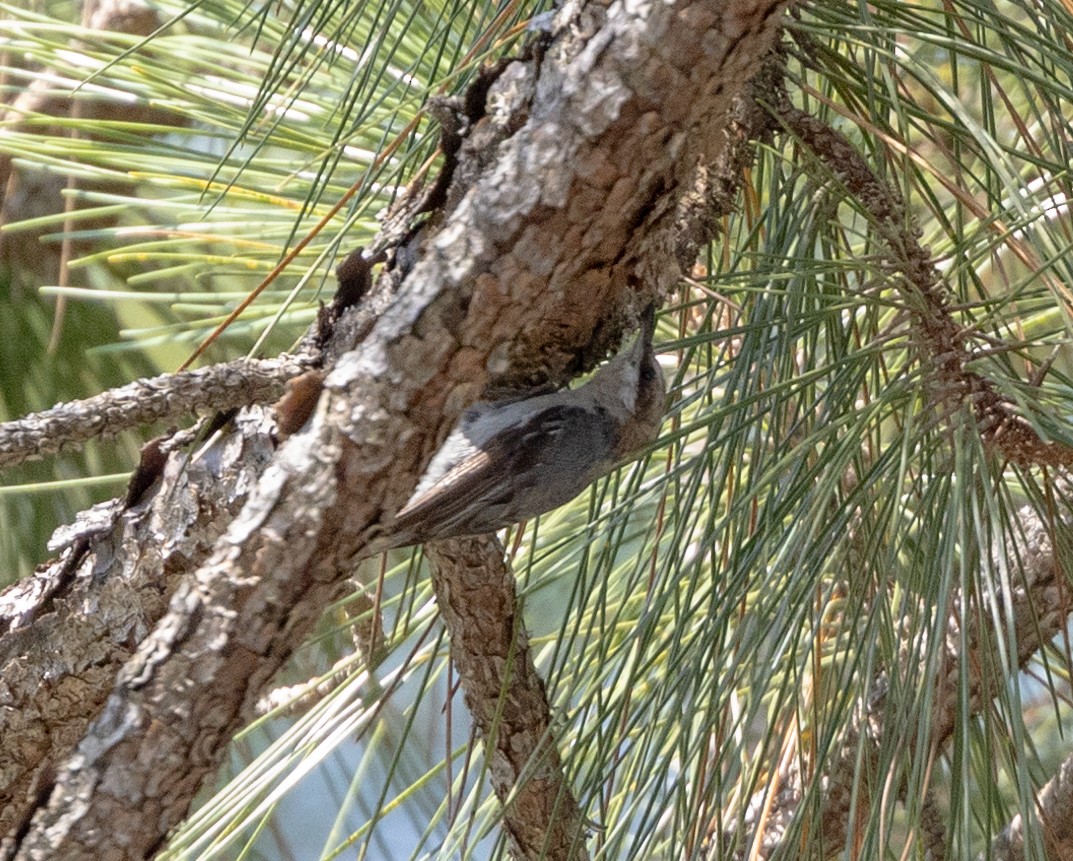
left=382, top=304, right=665, bottom=547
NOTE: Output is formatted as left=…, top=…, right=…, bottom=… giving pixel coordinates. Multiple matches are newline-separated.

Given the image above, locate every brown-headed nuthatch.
left=384, top=304, right=665, bottom=547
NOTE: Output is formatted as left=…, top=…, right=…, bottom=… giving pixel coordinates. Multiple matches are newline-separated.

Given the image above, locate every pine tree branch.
left=777, top=106, right=1073, bottom=468
left=731, top=494, right=1071, bottom=859
left=0, top=408, right=278, bottom=851
left=728, top=104, right=1073, bottom=860
left=988, top=749, right=1073, bottom=861
left=426, top=536, right=588, bottom=861
left=0, top=356, right=312, bottom=468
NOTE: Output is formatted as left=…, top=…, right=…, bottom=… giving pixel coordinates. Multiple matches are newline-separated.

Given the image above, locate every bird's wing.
left=390, top=404, right=607, bottom=542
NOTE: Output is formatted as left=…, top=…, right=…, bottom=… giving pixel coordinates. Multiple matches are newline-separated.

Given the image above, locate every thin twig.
left=777, top=106, right=1073, bottom=467
left=0, top=355, right=311, bottom=469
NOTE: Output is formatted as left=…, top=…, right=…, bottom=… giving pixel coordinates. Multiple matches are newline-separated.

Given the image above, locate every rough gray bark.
left=989, top=748, right=1073, bottom=861
left=426, top=536, right=588, bottom=861
left=0, top=356, right=311, bottom=468
left=0, top=1, right=790, bottom=858
left=0, top=409, right=278, bottom=854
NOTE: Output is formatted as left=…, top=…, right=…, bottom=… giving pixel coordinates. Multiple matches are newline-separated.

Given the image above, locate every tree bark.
left=426, top=536, right=588, bottom=861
